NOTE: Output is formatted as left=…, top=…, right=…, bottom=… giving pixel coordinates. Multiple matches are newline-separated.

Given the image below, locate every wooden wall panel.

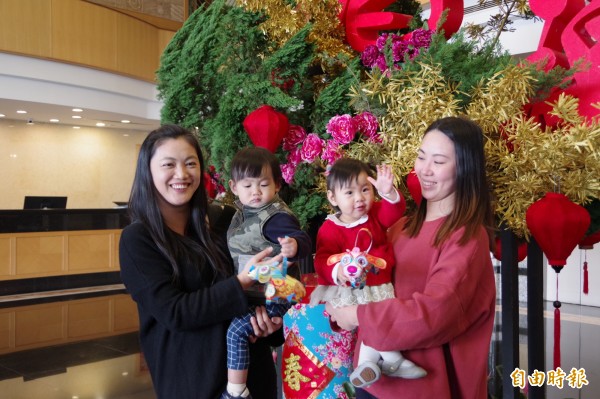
left=0, top=229, right=121, bottom=280
left=0, top=237, right=12, bottom=277
left=0, top=294, right=138, bottom=354
left=113, top=230, right=121, bottom=269
left=67, top=232, right=113, bottom=272
left=116, top=12, right=159, bottom=81
left=0, top=0, right=52, bottom=57
left=15, top=235, right=65, bottom=276
left=51, top=0, right=118, bottom=70
left=113, top=294, right=139, bottom=332
left=0, top=0, right=179, bottom=82
left=0, top=312, right=12, bottom=352
left=67, top=299, right=111, bottom=338
left=158, top=29, right=175, bottom=55
left=15, top=304, right=65, bottom=347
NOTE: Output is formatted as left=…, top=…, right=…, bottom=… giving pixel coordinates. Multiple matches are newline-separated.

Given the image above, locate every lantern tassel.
left=553, top=272, right=561, bottom=370
left=583, top=261, right=589, bottom=295
left=554, top=305, right=561, bottom=369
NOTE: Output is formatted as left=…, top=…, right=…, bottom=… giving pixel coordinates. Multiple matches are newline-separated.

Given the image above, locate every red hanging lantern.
left=525, top=193, right=591, bottom=270
left=579, top=229, right=600, bottom=250
left=525, top=192, right=591, bottom=369
left=242, top=105, right=289, bottom=153
left=493, top=237, right=528, bottom=263
left=406, top=169, right=422, bottom=206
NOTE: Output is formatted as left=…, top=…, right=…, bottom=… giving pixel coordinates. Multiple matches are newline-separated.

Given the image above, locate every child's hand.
left=336, top=264, right=350, bottom=286
left=278, top=236, right=298, bottom=258
left=367, top=164, right=396, bottom=200
left=238, top=247, right=283, bottom=289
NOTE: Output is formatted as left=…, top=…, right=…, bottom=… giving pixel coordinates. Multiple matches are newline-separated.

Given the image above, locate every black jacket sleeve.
left=119, top=223, right=249, bottom=331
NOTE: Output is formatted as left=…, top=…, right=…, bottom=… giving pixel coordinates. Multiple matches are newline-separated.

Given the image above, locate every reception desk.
left=0, top=209, right=130, bottom=295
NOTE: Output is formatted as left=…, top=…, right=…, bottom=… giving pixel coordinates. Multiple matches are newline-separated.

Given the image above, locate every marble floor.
left=0, top=289, right=597, bottom=399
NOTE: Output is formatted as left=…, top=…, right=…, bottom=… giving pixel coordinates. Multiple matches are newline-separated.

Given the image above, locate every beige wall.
left=0, top=119, right=149, bottom=209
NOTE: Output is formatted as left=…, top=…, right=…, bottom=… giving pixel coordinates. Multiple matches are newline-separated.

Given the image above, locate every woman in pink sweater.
left=326, top=116, right=497, bottom=399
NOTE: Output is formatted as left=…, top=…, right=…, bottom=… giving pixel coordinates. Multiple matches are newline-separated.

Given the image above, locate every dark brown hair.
left=404, top=116, right=495, bottom=247
left=230, top=147, right=282, bottom=186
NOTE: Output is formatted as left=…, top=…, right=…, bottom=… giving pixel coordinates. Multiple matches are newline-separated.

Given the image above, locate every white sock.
left=358, top=342, right=381, bottom=364
left=227, top=382, right=247, bottom=396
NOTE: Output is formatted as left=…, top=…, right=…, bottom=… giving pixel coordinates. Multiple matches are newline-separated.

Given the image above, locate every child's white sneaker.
left=379, top=358, right=427, bottom=379
left=349, top=360, right=381, bottom=388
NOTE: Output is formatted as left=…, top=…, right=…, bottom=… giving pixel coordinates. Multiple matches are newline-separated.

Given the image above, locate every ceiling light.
left=72, top=108, right=83, bottom=112
left=0, top=113, right=5, bottom=118
left=73, top=126, right=80, bottom=129
left=49, top=119, right=59, bottom=123
left=16, top=110, right=27, bottom=114
left=72, top=115, right=82, bottom=119
left=121, top=119, right=131, bottom=124
left=96, top=122, right=106, bottom=127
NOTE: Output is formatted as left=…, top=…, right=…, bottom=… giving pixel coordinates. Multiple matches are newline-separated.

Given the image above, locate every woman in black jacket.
left=120, top=124, right=283, bottom=399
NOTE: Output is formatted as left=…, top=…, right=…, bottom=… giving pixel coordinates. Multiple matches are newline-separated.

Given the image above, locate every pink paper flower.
left=286, top=147, right=303, bottom=166
left=361, top=44, right=379, bottom=68
left=411, top=28, right=433, bottom=48
left=300, top=133, right=325, bottom=163
left=281, top=163, right=296, bottom=184
left=360, top=29, right=433, bottom=74
left=353, top=112, right=381, bottom=142
left=326, top=114, right=357, bottom=145
left=376, top=33, right=389, bottom=51
left=321, top=140, right=343, bottom=165
left=283, top=124, right=307, bottom=151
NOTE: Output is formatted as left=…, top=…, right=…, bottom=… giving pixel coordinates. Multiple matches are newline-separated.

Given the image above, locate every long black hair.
left=128, top=124, right=231, bottom=284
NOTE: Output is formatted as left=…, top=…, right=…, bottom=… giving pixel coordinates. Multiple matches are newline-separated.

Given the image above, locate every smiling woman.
left=149, top=136, right=202, bottom=233
left=326, top=117, right=497, bottom=399
left=119, top=125, right=283, bottom=399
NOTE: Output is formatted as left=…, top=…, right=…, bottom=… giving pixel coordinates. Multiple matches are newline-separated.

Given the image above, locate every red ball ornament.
left=242, top=105, right=289, bottom=153
left=525, top=192, right=591, bottom=270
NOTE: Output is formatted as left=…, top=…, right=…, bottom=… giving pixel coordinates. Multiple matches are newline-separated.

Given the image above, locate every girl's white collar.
left=326, top=213, right=369, bottom=228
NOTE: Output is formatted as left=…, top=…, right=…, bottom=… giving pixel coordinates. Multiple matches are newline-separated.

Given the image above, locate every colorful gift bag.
left=282, top=274, right=356, bottom=399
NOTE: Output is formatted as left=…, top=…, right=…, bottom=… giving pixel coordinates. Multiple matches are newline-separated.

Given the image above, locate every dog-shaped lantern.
left=327, top=228, right=386, bottom=289
left=248, top=258, right=306, bottom=304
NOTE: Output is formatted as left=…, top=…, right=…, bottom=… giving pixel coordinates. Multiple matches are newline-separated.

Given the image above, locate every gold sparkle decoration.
left=346, top=62, right=600, bottom=236
left=346, top=63, right=463, bottom=194
left=236, top=0, right=353, bottom=61
left=493, top=93, right=600, bottom=236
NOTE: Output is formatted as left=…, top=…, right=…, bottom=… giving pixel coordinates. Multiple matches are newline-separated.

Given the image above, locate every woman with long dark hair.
left=120, top=125, right=282, bottom=399
left=326, top=116, right=496, bottom=398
